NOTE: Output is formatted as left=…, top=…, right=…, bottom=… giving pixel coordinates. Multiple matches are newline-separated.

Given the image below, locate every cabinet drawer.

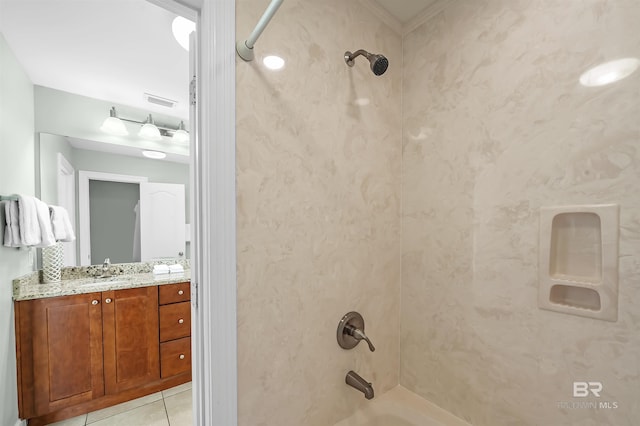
left=159, top=302, right=191, bottom=342
left=159, top=282, right=190, bottom=305
left=160, top=337, right=191, bottom=378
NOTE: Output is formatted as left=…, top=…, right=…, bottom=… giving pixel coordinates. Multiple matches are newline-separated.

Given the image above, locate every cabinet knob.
left=178, top=290, right=184, bottom=295
left=91, top=300, right=99, bottom=305
left=179, top=354, right=185, bottom=360
left=105, top=298, right=112, bottom=304
left=178, top=318, right=184, bottom=324
left=179, top=251, right=184, bottom=257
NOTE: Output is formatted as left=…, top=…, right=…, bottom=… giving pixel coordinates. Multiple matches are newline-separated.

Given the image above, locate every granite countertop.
left=13, top=270, right=191, bottom=301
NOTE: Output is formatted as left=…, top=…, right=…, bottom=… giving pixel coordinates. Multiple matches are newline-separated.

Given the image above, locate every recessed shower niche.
left=539, top=204, right=619, bottom=321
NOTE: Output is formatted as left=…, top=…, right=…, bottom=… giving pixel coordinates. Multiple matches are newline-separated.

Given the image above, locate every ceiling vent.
left=144, top=93, right=177, bottom=108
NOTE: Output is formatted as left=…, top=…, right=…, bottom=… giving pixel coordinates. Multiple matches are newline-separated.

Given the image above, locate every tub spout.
left=345, top=370, right=374, bottom=400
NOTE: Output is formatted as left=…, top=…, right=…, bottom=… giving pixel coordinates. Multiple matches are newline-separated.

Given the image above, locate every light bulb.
left=172, top=129, right=189, bottom=144
left=100, top=117, right=128, bottom=136
left=138, top=114, right=162, bottom=141
left=100, top=107, right=128, bottom=136
left=172, top=121, right=189, bottom=144
left=142, top=150, right=167, bottom=159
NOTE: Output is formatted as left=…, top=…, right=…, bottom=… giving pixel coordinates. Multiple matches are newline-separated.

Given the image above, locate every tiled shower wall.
left=235, top=1, right=401, bottom=425
left=401, top=1, right=640, bottom=425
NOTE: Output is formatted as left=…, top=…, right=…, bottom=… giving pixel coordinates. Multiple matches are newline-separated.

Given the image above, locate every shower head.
left=344, top=49, right=389, bottom=76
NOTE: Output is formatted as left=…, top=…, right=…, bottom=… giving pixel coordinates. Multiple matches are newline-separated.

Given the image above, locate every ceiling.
left=374, top=0, right=439, bottom=24
left=0, top=0, right=435, bottom=127
left=0, top=0, right=191, bottom=119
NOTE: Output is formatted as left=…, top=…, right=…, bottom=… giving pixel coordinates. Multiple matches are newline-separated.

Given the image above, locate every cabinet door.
left=16, top=293, right=104, bottom=418
left=102, top=287, right=160, bottom=394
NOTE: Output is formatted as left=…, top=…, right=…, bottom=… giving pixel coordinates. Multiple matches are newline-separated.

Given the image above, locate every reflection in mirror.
left=37, top=133, right=190, bottom=266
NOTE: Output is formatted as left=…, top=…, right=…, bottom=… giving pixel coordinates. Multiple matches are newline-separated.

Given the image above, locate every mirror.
left=37, top=132, right=190, bottom=266
left=2, top=0, right=192, bottom=268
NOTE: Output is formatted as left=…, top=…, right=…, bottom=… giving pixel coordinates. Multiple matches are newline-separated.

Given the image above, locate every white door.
left=139, top=182, right=186, bottom=261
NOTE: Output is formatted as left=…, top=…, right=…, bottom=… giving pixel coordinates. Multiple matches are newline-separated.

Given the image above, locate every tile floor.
left=48, top=382, right=192, bottom=426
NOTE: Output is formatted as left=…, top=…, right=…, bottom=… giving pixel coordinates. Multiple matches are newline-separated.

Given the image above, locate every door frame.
left=77, top=171, right=148, bottom=266
left=147, top=0, right=238, bottom=425
left=193, top=1, right=237, bottom=425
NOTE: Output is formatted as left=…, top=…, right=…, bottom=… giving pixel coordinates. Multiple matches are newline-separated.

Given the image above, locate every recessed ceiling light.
left=142, top=150, right=167, bottom=159
left=172, top=16, right=196, bottom=51
left=263, top=55, right=285, bottom=70
left=579, top=58, right=640, bottom=87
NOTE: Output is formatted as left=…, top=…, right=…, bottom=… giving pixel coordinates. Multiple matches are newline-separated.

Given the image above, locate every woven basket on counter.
left=42, top=242, right=63, bottom=283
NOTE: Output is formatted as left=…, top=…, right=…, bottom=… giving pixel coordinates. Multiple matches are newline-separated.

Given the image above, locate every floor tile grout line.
left=85, top=395, right=164, bottom=425
left=163, top=391, right=171, bottom=425
left=54, top=385, right=191, bottom=426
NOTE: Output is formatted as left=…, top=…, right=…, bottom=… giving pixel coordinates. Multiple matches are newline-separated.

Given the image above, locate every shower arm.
left=344, top=49, right=372, bottom=66
left=236, top=0, right=284, bottom=61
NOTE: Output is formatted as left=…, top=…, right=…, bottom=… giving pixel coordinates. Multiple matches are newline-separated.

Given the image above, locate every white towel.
left=3, top=201, right=19, bottom=247
left=17, top=195, right=40, bottom=246
left=16, top=195, right=55, bottom=247
left=49, top=205, right=76, bottom=242
left=169, top=264, right=184, bottom=274
left=34, top=198, right=56, bottom=247
left=153, top=264, right=170, bottom=275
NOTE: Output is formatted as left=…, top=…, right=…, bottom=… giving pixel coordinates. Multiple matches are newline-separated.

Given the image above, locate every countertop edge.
left=13, top=271, right=191, bottom=301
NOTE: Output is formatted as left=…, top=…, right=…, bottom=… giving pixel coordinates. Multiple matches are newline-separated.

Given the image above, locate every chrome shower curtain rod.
left=236, top=0, right=284, bottom=61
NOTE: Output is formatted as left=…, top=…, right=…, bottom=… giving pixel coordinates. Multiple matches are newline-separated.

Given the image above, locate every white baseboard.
left=14, top=419, right=26, bottom=426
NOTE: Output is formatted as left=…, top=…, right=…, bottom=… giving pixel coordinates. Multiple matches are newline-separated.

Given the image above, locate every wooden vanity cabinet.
left=15, top=292, right=105, bottom=419
left=15, top=282, right=191, bottom=424
left=158, top=283, right=192, bottom=379
left=102, top=287, right=160, bottom=394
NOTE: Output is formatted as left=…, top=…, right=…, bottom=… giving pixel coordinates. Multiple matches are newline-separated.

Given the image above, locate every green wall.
left=0, top=33, right=34, bottom=426
left=73, top=148, right=190, bottom=219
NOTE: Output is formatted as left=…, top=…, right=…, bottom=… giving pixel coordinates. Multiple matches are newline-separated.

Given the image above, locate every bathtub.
left=334, top=386, right=470, bottom=426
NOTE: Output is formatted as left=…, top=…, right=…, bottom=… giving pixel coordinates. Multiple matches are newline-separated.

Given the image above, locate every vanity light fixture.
left=100, top=107, right=189, bottom=143
left=138, top=114, right=162, bottom=141
left=100, top=107, right=129, bottom=136
left=579, top=57, right=640, bottom=87
left=172, top=121, right=189, bottom=144
left=142, top=150, right=167, bottom=159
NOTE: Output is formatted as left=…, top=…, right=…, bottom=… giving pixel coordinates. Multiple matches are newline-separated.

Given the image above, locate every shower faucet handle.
left=345, top=324, right=376, bottom=352
left=337, top=311, right=375, bottom=352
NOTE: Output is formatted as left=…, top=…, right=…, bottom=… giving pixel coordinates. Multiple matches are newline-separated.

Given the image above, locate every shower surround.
left=401, top=0, right=640, bottom=425
left=236, top=0, right=640, bottom=425
left=235, top=1, right=402, bottom=425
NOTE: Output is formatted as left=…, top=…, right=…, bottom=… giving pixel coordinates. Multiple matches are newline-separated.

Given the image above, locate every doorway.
left=78, top=171, right=148, bottom=266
